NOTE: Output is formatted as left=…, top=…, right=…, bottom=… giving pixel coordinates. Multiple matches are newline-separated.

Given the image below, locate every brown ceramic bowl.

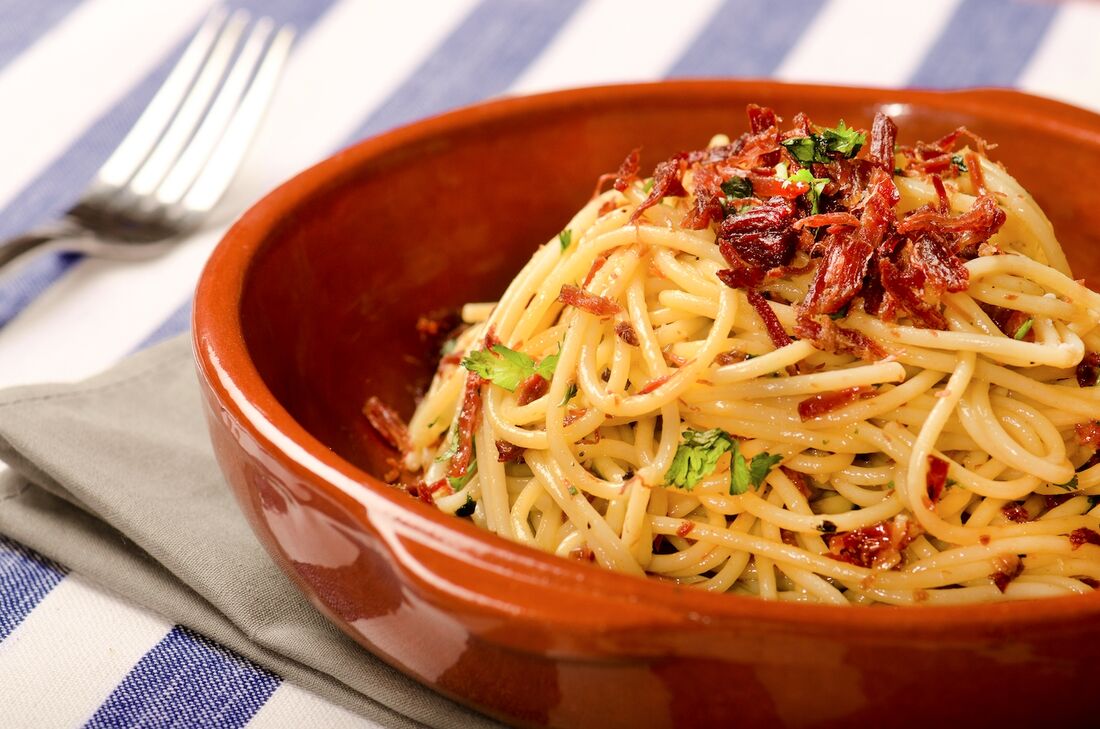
left=193, top=81, right=1100, bottom=729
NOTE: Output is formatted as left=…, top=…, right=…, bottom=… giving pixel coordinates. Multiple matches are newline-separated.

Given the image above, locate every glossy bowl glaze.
left=193, top=81, right=1100, bottom=729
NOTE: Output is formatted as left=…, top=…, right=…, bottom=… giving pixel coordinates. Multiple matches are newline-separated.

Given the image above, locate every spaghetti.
left=387, top=106, right=1100, bottom=606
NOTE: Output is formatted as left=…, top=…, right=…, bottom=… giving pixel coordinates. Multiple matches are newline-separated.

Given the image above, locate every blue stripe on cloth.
left=0, top=0, right=85, bottom=71
left=908, top=0, right=1059, bottom=88
left=348, top=0, right=584, bottom=142
left=666, top=0, right=826, bottom=78
left=135, top=298, right=192, bottom=351
left=84, top=625, right=280, bottom=729
left=0, top=535, right=67, bottom=642
left=0, top=0, right=341, bottom=328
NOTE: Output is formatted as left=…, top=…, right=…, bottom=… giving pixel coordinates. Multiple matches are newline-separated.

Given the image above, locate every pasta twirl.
left=386, top=106, right=1100, bottom=606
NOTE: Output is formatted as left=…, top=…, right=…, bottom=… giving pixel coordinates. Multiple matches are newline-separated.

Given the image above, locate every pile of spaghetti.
left=369, top=105, right=1100, bottom=606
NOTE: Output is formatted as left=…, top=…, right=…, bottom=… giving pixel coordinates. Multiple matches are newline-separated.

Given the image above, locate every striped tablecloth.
left=1, top=1, right=1098, bottom=726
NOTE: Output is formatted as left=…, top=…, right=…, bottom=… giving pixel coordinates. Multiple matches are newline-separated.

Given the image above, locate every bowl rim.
left=193, top=78, right=1100, bottom=635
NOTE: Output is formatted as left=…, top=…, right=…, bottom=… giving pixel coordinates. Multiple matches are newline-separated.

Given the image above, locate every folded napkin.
left=0, top=335, right=502, bottom=729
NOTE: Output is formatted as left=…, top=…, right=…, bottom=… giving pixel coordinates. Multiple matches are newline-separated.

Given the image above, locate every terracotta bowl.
left=193, top=81, right=1100, bottom=729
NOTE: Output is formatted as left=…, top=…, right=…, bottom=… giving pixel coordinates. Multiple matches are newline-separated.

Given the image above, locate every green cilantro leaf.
left=642, top=178, right=654, bottom=194
left=951, top=154, right=968, bottom=173
left=1013, top=318, right=1033, bottom=340
left=781, top=136, right=827, bottom=164
left=448, top=456, right=477, bottom=491
left=665, top=428, right=733, bottom=491
left=721, top=177, right=753, bottom=199
left=462, top=344, right=558, bottom=391
left=730, top=441, right=783, bottom=495
left=788, top=167, right=829, bottom=215
left=1054, top=475, right=1079, bottom=492
left=558, top=229, right=572, bottom=251
left=781, top=121, right=866, bottom=164
left=560, top=382, right=578, bottom=406
left=820, top=120, right=865, bottom=157
left=435, top=425, right=459, bottom=463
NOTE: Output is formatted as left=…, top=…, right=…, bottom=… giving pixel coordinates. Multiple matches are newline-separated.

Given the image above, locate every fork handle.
left=0, top=221, right=84, bottom=279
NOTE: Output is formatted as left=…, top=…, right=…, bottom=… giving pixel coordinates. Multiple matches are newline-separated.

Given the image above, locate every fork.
left=0, top=7, right=294, bottom=277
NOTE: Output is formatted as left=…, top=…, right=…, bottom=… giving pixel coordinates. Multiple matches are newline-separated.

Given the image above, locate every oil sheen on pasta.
left=392, top=106, right=1100, bottom=606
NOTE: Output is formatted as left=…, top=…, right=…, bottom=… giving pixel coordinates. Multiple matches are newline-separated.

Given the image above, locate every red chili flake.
left=792, top=211, right=859, bottom=230
left=638, top=374, right=670, bottom=395
left=613, top=147, right=641, bottom=192
left=363, top=396, right=411, bottom=453
left=426, top=478, right=454, bottom=498
left=797, top=386, right=876, bottom=421
left=676, top=521, right=696, bottom=537
left=563, top=408, right=587, bottom=427
left=780, top=529, right=799, bottom=546
left=615, top=321, right=640, bottom=346
left=746, top=290, right=792, bottom=351
left=515, top=373, right=549, bottom=406
left=990, top=554, right=1023, bottom=593
left=449, top=373, right=483, bottom=479
left=781, top=466, right=812, bottom=498
left=1044, top=493, right=1074, bottom=510
left=1076, top=422, right=1100, bottom=447
left=1000, top=502, right=1031, bottom=524
left=979, top=534, right=991, bottom=546
left=869, top=112, right=898, bottom=173
left=662, top=348, right=687, bottom=367
left=1080, top=577, right=1100, bottom=589
left=495, top=439, right=526, bottom=463
left=826, top=515, right=922, bottom=570
left=483, top=325, right=502, bottom=350
left=570, top=545, right=596, bottom=562
left=1070, top=528, right=1100, bottom=549
left=926, top=454, right=949, bottom=504
left=558, top=283, right=622, bottom=317
left=1077, top=352, right=1100, bottom=388
left=583, top=255, right=608, bottom=287
left=714, top=349, right=750, bottom=366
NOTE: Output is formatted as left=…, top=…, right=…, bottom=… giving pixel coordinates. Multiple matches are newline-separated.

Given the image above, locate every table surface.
left=1, top=0, right=1098, bottom=727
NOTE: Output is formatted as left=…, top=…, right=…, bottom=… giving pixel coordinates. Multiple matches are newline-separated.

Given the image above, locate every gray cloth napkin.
left=0, top=334, right=503, bottom=729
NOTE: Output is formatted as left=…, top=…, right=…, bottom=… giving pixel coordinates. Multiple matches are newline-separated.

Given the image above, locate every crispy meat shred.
left=363, top=396, right=411, bottom=453
left=620, top=105, right=1012, bottom=356
left=827, top=514, right=922, bottom=570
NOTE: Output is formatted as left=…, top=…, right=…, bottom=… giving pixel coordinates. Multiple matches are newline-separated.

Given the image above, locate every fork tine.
left=126, top=9, right=250, bottom=199
left=155, top=17, right=276, bottom=207
left=181, top=22, right=295, bottom=215
left=91, top=6, right=229, bottom=195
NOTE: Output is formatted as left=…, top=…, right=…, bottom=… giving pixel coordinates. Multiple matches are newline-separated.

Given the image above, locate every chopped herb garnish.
left=946, top=478, right=958, bottom=488
left=781, top=120, right=866, bottom=164
left=1088, top=495, right=1100, bottom=508
left=788, top=167, right=829, bottom=215
left=731, top=443, right=783, bottom=496
left=448, top=456, right=477, bottom=491
left=642, top=178, right=654, bottom=194
left=1013, top=318, right=1033, bottom=340
left=951, top=154, right=968, bottom=173
left=568, top=485, right=578, bottom=496
left=560, top=382, right=578, bottom=406
left=427, top=417, right=438, bottom=428
left=829, top=303, right=850, bottom=320
left=666, top=428, right=733, bottom=491
left=1054, top=475, right=1080, bottom=492
left=558, top=228, right=572, bottom=251
left=721, top=176, right=753, bottom=199
left=817, top=520, right=838, bottom=534
left=462, top=344, right=558, bottom=391
left=893, top=167, right=905, bottom=176
left=455, top=497, right=476, bottom=517
left=435, top=426, right=459, bottom=463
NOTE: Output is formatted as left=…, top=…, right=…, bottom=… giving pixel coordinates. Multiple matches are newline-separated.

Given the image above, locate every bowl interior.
left=238, top=83, right=1100, bottom=478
